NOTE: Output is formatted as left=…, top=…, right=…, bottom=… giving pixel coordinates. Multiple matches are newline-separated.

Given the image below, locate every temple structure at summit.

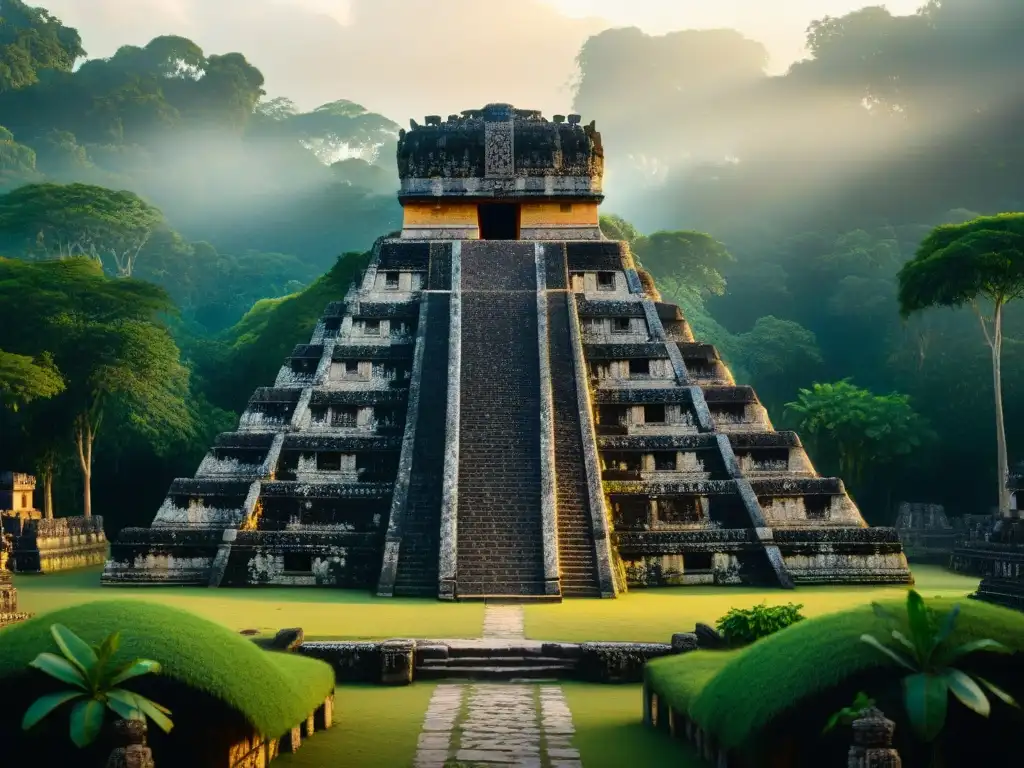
left=102, top=103, right=912, bottom=599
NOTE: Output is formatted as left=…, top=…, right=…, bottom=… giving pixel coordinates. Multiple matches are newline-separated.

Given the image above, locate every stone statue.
left=847, top=707, right=901, bottom=768
left=106, top=719, right=155, bottom=768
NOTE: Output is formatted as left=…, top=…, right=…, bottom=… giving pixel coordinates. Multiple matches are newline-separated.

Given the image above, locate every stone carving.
left=847, top=707, right=901, bottom=767
left=484, top=120, right=514, bottom=178
left=106, top=719, right=155, bottom=768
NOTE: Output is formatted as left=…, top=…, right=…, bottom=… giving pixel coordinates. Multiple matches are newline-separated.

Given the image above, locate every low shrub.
left=715, top=602, right=805, bottom=646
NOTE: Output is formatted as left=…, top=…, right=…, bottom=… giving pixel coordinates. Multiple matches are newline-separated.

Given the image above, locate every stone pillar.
left=847, top=707, right=901, bottom=768
left=380, top=639, right=416, bottom=685
left=106, top=719, right=155, bottom=768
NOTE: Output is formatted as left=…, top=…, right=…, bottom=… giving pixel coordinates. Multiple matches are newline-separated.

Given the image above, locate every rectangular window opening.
left=612, top=317, right=631, bottom=334
left=559, top=203, right=573, bottom=213
left=644, top=404, right=666, bottom=424
left=283, top=552, right=313, bottom=572
left=363, top=320, right=381, bottom=336
left=630, top=358, right=651, bottom=376
left=384, top=271, right=400, bottom=289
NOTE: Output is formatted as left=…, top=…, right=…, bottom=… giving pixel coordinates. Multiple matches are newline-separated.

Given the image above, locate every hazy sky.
left=43, top=0, right=924, bottom=121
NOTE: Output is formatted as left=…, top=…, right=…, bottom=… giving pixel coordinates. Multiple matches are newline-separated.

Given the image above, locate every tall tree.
left=0, top=350, right=64, bottom=411
left=897, top=213, right=1024, bottom=516
left=632, top=230, right=735, bottom=296
left=0, top=257, right=193, bottom=517
left=0, top=182, right=165, bottom=275
left=786, top=379, right=933, bottom=517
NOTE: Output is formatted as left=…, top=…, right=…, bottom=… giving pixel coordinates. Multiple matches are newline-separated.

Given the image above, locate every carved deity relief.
left=484, top=121, right=514, bottom=178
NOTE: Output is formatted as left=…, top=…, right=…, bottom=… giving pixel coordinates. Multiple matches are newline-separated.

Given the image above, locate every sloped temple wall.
left=102, top=235, right=911, bottom=595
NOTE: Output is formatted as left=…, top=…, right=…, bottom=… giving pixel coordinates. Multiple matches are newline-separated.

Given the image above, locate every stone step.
left=420, top=655, right=572, bottom=669
left=414, top=664, right=571, bottom=681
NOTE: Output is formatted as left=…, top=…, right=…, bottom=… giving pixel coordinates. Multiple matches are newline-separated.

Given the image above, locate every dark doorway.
left=478, top=203, right=520, bottom=240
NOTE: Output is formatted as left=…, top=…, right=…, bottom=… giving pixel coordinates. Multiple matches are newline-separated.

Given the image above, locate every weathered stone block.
left=380, top=638, right=416, bottom=685
left=671, top=632, right=699, bottom=653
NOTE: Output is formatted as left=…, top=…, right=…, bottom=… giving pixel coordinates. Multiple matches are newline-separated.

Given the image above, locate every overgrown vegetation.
left=645, top=597, right=1024, bottom=766
left=715, top=602, right=805, bottom=646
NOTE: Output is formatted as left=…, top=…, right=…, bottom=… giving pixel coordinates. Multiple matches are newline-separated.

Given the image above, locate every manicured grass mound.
left=646, top=597, right=1024, bottom=755
left=0, top=599, right=335, bottom=738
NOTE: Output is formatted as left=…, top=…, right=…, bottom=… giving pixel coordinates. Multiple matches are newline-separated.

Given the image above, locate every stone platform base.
left=973, top=577, right=1024, bottom=611
left=298, top=637, right=687, bottom=684
left=2, top=515, right=108, bottom=573
left=102, top=526, right=383, bottom=588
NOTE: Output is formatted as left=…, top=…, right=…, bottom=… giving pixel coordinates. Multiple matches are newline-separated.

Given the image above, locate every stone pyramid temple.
left=103, top=104, right=912, bottom=599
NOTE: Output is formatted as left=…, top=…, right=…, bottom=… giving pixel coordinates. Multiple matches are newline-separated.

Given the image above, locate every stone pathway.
left=414, top=605, right=582, bottom=767
left=482, top=604, right=525, bottom=639
left=414, top=683, right=582, bottom=768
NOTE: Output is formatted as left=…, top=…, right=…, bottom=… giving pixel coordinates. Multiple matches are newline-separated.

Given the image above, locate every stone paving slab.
left=414, top=682, right=582, bottom=767
left=482, top=604, right=526, bottom=639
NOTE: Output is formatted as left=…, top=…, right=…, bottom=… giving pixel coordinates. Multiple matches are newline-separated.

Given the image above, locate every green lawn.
left=12, top=567, right=485, bottom=640
left=563, top=682, right=705, bottom=767
left=13, top=564, right=978, bottom=645
left=524, top=565, right=979, bottom=642
left=275, top=684, right=436, bottom=768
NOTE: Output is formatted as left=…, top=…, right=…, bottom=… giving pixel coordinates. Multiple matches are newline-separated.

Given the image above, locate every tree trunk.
left=992, top=303, right=1012, bottom=517
left=74, top=416, right=95, bottom=519
left=43, top=459, right=54, bottom=519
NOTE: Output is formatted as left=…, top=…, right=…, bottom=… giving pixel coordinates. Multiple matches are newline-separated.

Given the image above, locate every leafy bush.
left=715, top=602, right=805, bottom=645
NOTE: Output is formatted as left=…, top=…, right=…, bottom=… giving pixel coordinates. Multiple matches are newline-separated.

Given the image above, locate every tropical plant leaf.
left=861, top=634, right=916, bottom=671
left=903, top=673, right=948, bottom=742
left=944, top=668, right=991, bottom=717
left=50, top=624, right=99, bottom=677
left=69, top=698, right=105, bottom=748
left=109, top=659, right=161, bottom=687
left=942, top=638, right=1012, bottom=663
left=29, top=652, right=88, bottom=689
left=132, top=693, right=174, bottom=733
left=21, top=691, right=83, bottom=731
left=105, top=689, right=145, bottom=721
left=96, top=631, right=121, bottom=668
left=891, top=629, right=917, bottom=654
left=872, top=601, right=897, bottom=623
left=905, top=590, right=934, bottom=661
left=933, top=604, right=960, bottom=649
left=976, top=676, right=1020, bottom=708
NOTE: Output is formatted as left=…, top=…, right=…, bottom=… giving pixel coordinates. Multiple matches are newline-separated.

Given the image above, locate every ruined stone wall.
left=5, top=515, right=107, bottom=573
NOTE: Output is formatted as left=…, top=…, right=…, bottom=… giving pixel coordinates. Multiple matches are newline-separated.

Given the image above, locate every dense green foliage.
left=0, top=257, right=196, bottom=517
left=714, top=602, right=805, bottom=646
left=645, top=597, right=1024, bottom=765
left=580, top=1, right=1024, bottom=515
left=860, top=591, right=1017, bottom=747
left=0, top=600, right=335, bottom=738
left=23, top=624, right=172, bottom=747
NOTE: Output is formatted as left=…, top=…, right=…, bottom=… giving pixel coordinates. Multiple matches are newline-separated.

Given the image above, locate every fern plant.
left=715, top=602, right=805, bottom=645
left=22, top=623, right=173, bottom=748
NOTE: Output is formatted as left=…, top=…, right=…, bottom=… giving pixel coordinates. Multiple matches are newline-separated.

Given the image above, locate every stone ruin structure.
left=953, top=464, right=1024, bottom=610
left=102, top=103, right=911, bottom=599
left=0, top=513, right=29, bottom=627
left=0, top=472, right=108, bottom=573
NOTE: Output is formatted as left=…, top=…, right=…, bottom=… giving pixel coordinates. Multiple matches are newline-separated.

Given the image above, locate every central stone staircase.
left=455, top=242, right=547, bottom=597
